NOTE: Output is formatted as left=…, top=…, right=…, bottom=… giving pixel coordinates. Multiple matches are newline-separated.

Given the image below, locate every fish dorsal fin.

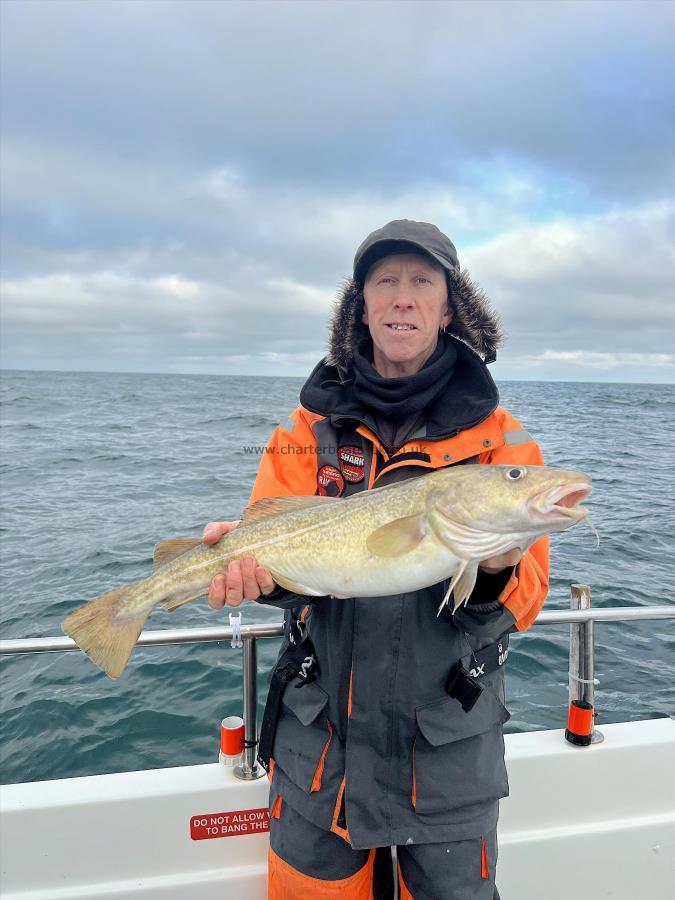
left=153, top=537, right=203, bottom=571
left=366, top=514, right=427, bottom=558
left=241, top=495, right=338, bottom=525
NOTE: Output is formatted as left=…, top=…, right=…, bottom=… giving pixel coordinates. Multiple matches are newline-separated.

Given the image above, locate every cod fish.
left=63, top=464, right=591, bottom=679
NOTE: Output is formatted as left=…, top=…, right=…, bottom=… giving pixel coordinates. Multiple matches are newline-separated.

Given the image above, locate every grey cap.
left=353, top=219, right=460, bottom=284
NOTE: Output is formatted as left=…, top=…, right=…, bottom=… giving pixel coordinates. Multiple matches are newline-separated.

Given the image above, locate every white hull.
left=1, top=718, right=673, bottom=900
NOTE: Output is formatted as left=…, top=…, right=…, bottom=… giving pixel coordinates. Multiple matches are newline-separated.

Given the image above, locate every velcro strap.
left=446, top=665, right=483, bottom=712
left=257, top=639, right=318, bottom=771
left=460, top=634, right=509, bottom=680
left=447, top=634, right=510, bottom=713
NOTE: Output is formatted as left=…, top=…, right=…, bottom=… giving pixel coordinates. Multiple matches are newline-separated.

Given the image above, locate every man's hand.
left=478, top=548, right=522, bottom=575
left=203, top=521, right=276, bottom=609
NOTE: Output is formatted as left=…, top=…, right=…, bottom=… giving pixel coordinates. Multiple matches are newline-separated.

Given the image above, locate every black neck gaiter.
left=352, top=336, right=457, bottom=425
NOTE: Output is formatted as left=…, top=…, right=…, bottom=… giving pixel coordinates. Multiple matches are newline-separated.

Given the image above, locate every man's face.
left=362, top=253, right=451, bottom=377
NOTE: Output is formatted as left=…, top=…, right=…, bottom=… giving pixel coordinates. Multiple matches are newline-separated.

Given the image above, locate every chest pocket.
left=413, top=684, right=511, bottom=816
left=273, top=680, right=333, bottom=794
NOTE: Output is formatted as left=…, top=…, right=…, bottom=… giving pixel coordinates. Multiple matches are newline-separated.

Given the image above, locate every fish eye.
left=505, top=467, right=526, bottom=480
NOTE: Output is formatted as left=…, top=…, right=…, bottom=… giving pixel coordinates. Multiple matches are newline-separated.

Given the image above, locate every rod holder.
left=566, top=584, right=603, bottom=746
left=234, top=636, right=266, bottom=780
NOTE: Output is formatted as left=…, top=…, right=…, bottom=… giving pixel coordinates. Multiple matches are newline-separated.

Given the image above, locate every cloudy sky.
left=1, top=0, right=674, bottom=382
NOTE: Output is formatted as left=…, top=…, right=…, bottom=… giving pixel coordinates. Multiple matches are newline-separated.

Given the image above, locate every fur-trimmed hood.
left=326, top=270, right=503, bottom=380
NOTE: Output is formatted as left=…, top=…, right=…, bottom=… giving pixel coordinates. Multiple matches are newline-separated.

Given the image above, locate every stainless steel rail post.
left=566, top=584, right=603, bottom=745
left=234, top=636, right=266, bottom=780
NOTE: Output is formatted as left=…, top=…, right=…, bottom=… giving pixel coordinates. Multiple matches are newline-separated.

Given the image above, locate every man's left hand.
left=478, top=549, right=523, bottom=574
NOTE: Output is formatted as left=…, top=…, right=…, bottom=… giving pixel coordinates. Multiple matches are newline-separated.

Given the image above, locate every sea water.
left=1, top=370, right=674, bottom=784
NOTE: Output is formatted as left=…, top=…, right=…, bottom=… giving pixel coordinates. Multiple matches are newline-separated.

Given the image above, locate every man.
left=206, top=220, right=548, bottom=898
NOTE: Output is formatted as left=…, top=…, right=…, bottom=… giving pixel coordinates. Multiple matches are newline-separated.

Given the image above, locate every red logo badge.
left=338, top=445, right=365, bottom=483
left=317, top=464, right=345, bottom=497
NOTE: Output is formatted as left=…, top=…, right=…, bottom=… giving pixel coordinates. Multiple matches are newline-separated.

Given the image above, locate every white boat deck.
left=2, top=718, right=673, bottom=900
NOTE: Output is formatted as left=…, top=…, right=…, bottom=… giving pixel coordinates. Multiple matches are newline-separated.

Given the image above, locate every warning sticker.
left=190, top=807, right=270, bottom=840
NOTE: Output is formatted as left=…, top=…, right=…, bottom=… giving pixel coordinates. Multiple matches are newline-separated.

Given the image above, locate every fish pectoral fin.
left=366, top=514, right=427, bottom=558
left=241, top=495, right=338, bottom=525
left=153, top=537, right=203, bottom=571
left=436, top=561, right=478, bottom=617
left=161, top=586, right=206, bottom=613
left=62, top=584, right=149, bottom=680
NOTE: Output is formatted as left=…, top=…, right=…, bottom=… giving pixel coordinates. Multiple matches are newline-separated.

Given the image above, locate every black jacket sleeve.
left=453, top=566, right=518, bottom=638
left=255, top=585, right=323, bottom=611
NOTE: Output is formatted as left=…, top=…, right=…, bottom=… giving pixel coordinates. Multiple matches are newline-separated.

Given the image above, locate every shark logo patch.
left=338, top=445, right=365, bottom=483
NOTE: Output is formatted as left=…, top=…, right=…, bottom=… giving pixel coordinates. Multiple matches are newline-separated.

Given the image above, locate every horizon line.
left=1, top=366, right=673, bottom=388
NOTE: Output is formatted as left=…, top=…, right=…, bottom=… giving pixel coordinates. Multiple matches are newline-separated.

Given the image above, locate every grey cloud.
left=2, top=0, right=675, bottom=382
left=2, top=137, right=531, bottom=286
left=0, top=268, right=334, bottom=374
left=2, top=1, right=674, bottom=200
left=3, top=197, right=673, bottom=380
left=466, top=202, right=675, bottom=378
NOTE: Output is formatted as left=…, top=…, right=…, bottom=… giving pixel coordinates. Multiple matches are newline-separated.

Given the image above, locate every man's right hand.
left=203, top=521, right=277, bottom=609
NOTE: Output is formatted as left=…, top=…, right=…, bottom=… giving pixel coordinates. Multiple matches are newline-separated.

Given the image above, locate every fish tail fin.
left=62, top=584, right=150, bottom=680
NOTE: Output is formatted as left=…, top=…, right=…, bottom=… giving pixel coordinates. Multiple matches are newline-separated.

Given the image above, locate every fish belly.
left=262, top=532, right=460, bottom=599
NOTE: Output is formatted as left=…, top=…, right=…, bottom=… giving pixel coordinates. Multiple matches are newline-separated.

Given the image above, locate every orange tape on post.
left=565, top=701, right=593, bottom=746
left=220, top=715, right=245, bottom=764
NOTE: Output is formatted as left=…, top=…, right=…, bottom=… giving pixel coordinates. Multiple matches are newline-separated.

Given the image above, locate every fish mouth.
left=529, top=479, right=592, bottom=523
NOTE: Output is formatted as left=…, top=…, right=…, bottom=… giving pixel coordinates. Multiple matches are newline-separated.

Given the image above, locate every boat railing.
left=1, top=587, right=674, bottom=780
